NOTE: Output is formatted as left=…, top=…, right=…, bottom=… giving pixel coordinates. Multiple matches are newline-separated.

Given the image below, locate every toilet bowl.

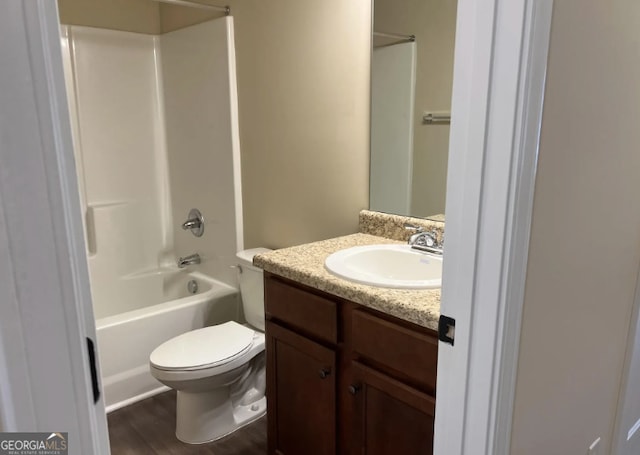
left=149, top=248, right=271, bottom=444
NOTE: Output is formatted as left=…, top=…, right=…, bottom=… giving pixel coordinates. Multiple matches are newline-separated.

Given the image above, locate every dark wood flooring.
left=107, top=391, right=267, bottom=455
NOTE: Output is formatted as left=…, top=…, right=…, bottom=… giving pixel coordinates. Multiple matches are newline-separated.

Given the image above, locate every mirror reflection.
left=369, top=0, right=457, bottom=218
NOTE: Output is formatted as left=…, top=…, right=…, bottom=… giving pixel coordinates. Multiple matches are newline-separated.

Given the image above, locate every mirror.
left=369, top=0, right=458, bottom=219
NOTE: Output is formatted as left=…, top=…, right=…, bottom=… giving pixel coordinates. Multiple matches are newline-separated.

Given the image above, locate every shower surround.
left=60, top=17, right=243, bottom=411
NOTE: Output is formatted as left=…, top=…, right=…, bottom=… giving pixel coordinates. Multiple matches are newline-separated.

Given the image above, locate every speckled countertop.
left=254, top=226, right=441, bottom=331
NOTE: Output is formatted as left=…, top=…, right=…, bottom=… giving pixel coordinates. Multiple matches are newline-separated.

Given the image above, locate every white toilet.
left=149, top=248, right=271, bottom=444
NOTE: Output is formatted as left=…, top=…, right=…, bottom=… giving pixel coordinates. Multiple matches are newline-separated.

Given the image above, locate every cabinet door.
left=349, top=361, right=435, bottom=455
left=266, top=321, right=336, bottom=455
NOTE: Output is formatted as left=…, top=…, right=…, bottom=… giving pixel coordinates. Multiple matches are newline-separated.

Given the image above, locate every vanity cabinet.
left=265, top=321, right=336, bottom=455
left=264, top=275, right=338, bottom=455
left=350, top=361, right=435, bottom=455
left=264, top=272, right=438, bottom=455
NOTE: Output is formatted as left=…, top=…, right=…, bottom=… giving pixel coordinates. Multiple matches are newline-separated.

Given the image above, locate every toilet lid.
left=150, top=321, right=255, bottom=371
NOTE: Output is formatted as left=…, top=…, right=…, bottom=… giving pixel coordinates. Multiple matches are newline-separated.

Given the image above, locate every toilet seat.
left=150, top=321, right=256, bottom=371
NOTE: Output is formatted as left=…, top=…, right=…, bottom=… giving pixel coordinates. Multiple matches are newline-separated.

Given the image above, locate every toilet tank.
left=236, top=248, right=272, bottom=331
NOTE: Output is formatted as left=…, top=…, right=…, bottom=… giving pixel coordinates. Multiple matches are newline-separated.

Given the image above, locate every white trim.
left=105, top=386, right=170, bottom=414
left=0, top=164, right=35, bottom=432
left=434, top=0, right=553, bottom=453
left=434, top=0, right=499, bottom=450
left=628, top=418, right=640, bottom=442
left=30, top=5, right=110, bottom=451
left=0, top=1, right=109, bottom=453
left=611, top=258, right=640, bottom=454
left=490, top=2, right=553, bottom=453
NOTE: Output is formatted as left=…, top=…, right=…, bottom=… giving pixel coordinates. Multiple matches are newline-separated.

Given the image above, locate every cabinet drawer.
left=265, top=275, right=338, bottom=344
left=352, top=310, right=438, bottom=393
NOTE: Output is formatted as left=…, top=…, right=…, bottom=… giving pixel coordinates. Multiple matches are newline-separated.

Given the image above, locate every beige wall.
left=230, top=0, right=371, bottom=249
left=511, top=1, right=640, bottom=453
left=58, top=0, right=161, bottom=34
left=374, top=0, right=457, bottom=217
left=166, top=0, right=372, bottom=249
left=160, top=2, right=221, bottom=31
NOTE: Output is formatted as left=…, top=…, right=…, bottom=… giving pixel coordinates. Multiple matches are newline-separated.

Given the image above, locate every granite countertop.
left=254, top=233, right=441, bottom=331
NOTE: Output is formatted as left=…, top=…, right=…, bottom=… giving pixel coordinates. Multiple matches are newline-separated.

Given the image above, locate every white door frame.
left=434, top=0, right=554, bottom=454
left=0, top=1, right=109, bottom=453
left=611, top=264, right=640, bottom=454
left=0, top=0, right=555, bottom=453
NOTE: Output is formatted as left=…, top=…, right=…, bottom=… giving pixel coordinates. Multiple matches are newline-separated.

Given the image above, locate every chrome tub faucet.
left=178, top=253, right=201, bottom=268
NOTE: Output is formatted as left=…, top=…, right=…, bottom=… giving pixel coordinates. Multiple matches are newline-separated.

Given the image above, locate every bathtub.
left=95, top=271, right=239, bottom=412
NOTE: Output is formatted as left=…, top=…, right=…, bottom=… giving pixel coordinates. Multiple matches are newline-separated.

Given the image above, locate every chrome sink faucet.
left=404, top=223, right=444, bottom=255
left=178, top=253, right=201, bottom=268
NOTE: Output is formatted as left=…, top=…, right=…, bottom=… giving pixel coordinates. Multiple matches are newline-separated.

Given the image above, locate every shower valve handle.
left=182, top=219, right=201, bottom=230
left=182, top=218, right=200, bottom=231
left=182, top=208, right=204, bottom=237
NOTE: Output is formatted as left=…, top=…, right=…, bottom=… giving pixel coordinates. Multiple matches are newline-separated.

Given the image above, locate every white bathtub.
left=95, top=271, right=239, bottom=412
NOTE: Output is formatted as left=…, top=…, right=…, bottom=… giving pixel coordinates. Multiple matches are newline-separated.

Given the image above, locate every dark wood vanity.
left=264, top=272, right=438, bottom=455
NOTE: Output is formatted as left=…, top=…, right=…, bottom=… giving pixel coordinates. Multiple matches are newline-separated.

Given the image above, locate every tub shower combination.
left=61, top=15, right=244, bottom=411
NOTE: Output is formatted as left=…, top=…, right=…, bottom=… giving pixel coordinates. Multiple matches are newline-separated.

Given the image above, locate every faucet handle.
left=182, top=208, right=204, bottom=237
left=412, top=232, right=436, bottom=248
left=408, top=230, right=444, bottom=255
left=424, top=230, right=439, bottom=248
left=182, top=219, right=201, bottom=230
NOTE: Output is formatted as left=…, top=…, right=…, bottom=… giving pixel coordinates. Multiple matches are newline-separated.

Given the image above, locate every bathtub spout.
left=178, top=253, right=201, bottom=268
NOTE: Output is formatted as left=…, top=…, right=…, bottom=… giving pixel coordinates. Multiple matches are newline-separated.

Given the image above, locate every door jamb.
left=434, top=1, right=554, bottom=453
left=611, top=263, right=640, bottom=454
left=0, top=0, right=110, bottom=452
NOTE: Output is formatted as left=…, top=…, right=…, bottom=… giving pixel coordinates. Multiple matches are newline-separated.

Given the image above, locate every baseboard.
left=105, top=385, right=170, bottom=414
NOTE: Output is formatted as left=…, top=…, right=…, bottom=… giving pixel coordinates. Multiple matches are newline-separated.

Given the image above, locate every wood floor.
left=107, top=391, right=267, bottom=454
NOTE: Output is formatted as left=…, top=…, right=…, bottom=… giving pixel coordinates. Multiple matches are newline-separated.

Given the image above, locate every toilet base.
left=150, top=329, right=267, bottom=444
left=175, top=390, right=266, bottom=444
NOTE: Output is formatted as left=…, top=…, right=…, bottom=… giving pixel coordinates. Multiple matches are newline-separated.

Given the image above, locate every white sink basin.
left=324, top=244, right=442, bottom=289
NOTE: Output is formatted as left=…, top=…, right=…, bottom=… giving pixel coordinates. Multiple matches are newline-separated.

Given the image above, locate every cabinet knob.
left=318, top=368, right=331, bottom=379
left=348, top=384, right=361, bottom=395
